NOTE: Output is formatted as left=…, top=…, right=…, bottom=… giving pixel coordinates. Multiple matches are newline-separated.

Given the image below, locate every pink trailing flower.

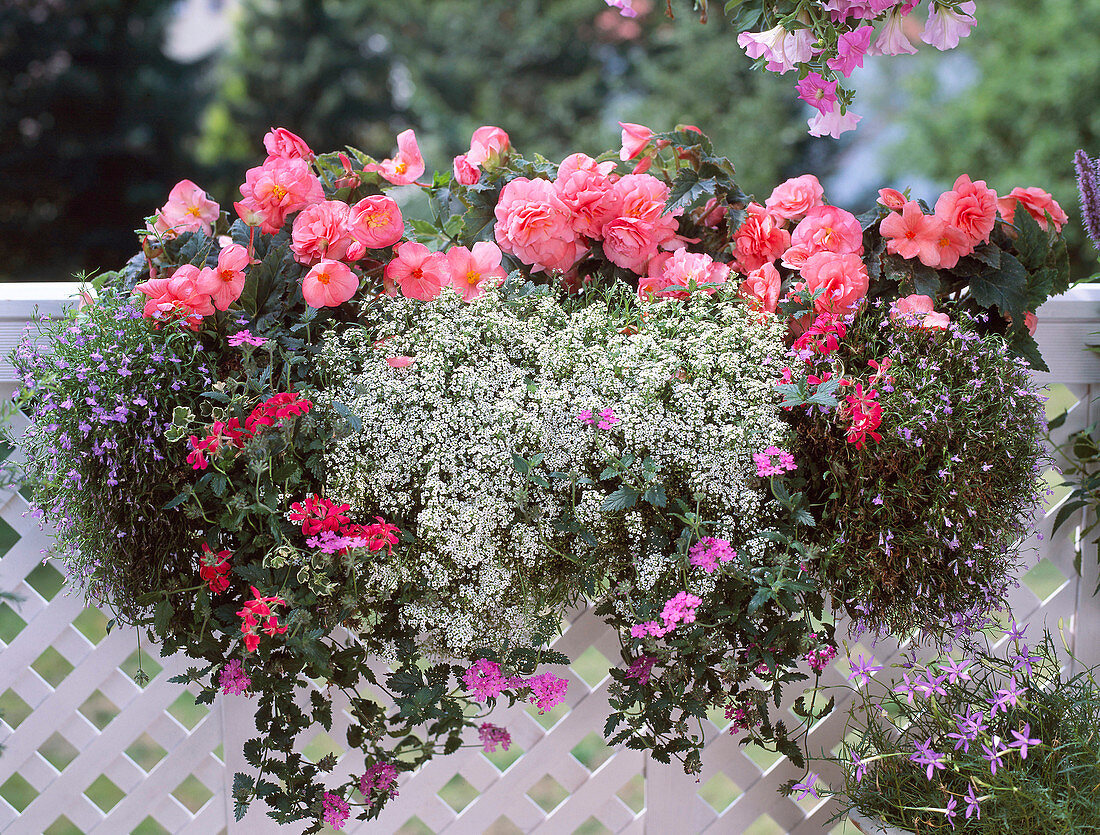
left=880, top=201, right=946, bottom=266
left=262, top=127, right=314, bottom=162
left=935, top=174, right=998, bottom=246
left=732, top=203, right=790, bottom=273
left=922, top=1, right=977, bottom=51
left=738, top=262, right=781, bottom=314
left=218, top=658, right=251, bottom=695
left=237, top=156, right=325, bottom=235
left=453, top=153, right=480, bottom=185
left=807, top=108, right=862, bottom=139
left=791, top=205, right=864, bottom=257
left=291, top=200, right=357, bottom=264
left=800, top=251, right=869, bottom=316
left=446, top=241, right=507, bottom=301
left=349, top=194, right=404, bottom=251
left=828, top=25, right=873, bottom=76
left=301, top=259, right=359, bottom=308
left=526, top=672, right=569, bottom=713
left=150, top=179, right=220, bottom=238
left=998, top=187, right=1068, bottom=232
left=360, top=762, right=399, bottom=807
left=135, top=264, right=215, bottom=330
left=364, top=129, right=425, bottom=185
left=618, top=121, right=653, bottom=161
left=321, top=792, right=350, bottom=830
left=872, top=8, right=918, bottom=56
left=384, top=241, right=449, bottom=300
left=466, top=125, right=511, bottom=168
left=494, top=177, right=584, bottom=273
left=478, top=723, right=511, bottom=753
left=796, top=72, right=838, bottom=115
left=196, top=243, right=251, bottom=311
left=736, top=24, right=814, bottom=74
left=464, top=658, right=509, bottom=702
left=765, top=174, right=825, bottom=222
left=639, top=249, right=729, bottom=300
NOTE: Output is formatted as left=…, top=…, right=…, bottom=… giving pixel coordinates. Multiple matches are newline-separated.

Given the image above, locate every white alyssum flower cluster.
left=314, top=287, right=789, bottom=657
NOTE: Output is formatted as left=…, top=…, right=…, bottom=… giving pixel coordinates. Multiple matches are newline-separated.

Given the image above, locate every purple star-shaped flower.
left=893, top=672, right=917, bottom=704
left=1005, top=620, right=1028, bottom=643
left=910, top=737, right=946, bottom=780
left=851, top=750, right=867, bottom=783
left=792, top=771, right=819, bottom=800
left=938, top=656, right=972, bottom=684
left=990, top=677, right=1027, bottom=716
left=964, top=784, right=981, bottom=820
left=981, top=741, right=1008, bottom=775
left=1009, top=647, right=1042, bottom=678
left=1009, top=722, right=1042, bottom=759
left=848, top=654, right=883, bottom=687
left=943, top=796, right=958, bottom=830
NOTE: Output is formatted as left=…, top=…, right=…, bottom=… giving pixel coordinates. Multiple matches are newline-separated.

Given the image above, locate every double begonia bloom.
left=739, top=262, right=782, bottom=314
left=453, top=154, right=480, bottom=185
left=495, top=177, right=585, bottom=273
left=935, top=174, right=998, bottom=246
left=238, top=156, right=325, bottom=235
left=878, top=187, right=907, bottom=211
left=555, top=155, right=620, bottom=239
left=291, top=200, right=357, bottom=264
left=997, top=187, right=1068, bottom=232
left=638, top=249, right=729, bottom=300
left=446, top=241, right=507, bottom=301
left=153, top=179, right=220, bottom=238
left=196, top=243, right=250, bottom=310
left=733, top=203, right=791, bottom=273
left=603, top=217, right=665, bottom=275
left=263, top=127, right=314, bottom=162
left=384, top=241, right=449, bottom=300
left=800, top=251, right=869, bottom=316
left=135, top=264, right=215, bottom=329
left=765, top=174, right=825, bottom=221
left=791, top=205, right=863, bottom=258
left=364, top=129, right=425, bottom=185
left=880, top=201, right=946, bottom=266
left=349, top=194, right=404, bottom=251
left=891, top=294, right=949, bottom=330
left=466, top=126, right=511, bottom=168
left=301, top=259, right=359, bottom=308
left=619, top=122, right=653, bottom=161
left=612, top=173, right=681, bottom=241
left=921, top=1, right=977, bottom=51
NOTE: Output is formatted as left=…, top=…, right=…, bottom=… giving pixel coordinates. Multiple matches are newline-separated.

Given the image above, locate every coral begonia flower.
left=349, top=195, right=404, bottom=250
left=365, top=129, right=425, bottom=185
left=301, top=259, right=359, bottom=308
left=238, top=156, right=325, bottom=235
left=931, top=223, right=971, bottom=269
left=156, top=179, right=220, bottom=237
left=263, top=127, right=314, bottom=162
left=880, top=201, right=945, bottom=266
left=619, top=122, right=653, bottom=161
left=383, top=241, right=448, bottom=301
left=197, top=243, right=250, bottom=310
left=135, top=264, right=214, bottom=329
left=467, top=126, right=510, bottom=168
left=446, top=241, right=507, bottom=301
left=453, top=154, right=480, bottom=185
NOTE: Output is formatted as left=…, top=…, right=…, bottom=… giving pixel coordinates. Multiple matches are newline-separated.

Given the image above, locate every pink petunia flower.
left=807, top=108, right=861, bottom=139
left=828, top=25, right=873, bottom=77
left=364, top=129, right=425, bottom=185
left=921, top=1, right=977, bottom=51
left=796, top=72, right=838, bottom=115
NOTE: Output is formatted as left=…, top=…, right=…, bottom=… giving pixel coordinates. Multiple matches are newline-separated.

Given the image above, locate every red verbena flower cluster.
left=236, top=585, right=288, bottom=653
left=186, top=391, right=313, bottom=470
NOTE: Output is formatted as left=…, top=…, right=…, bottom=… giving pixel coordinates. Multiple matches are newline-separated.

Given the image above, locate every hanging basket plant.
left=9, top=122, right=1067, bottom=830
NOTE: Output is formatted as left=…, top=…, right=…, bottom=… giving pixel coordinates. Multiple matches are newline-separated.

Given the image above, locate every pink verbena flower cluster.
left=360, top=762, right=399, bottom=808
left=630, top=591, right=703, bottom=638
left=321, top=792, right=350, bottom=830
left=462, top=659, right=570, bottom=714
left=753, top=446, right=797, bottom=478
left=688, top=537, right=737, bottom=574
left=577, top=407, right=620, bottom=430
left=625, top=654, right=657, bottom=685
left=218, top=658, right=251, bottom=695
left=725, top=700, right=760, bottom=736
left=478, top=722, right=512, bottom=753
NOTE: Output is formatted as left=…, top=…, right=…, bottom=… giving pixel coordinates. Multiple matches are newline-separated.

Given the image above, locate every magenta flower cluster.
left=321, top=792, right=350, bottom=830
left=753, top=445, right=797, bottom=477
left=688, top=537, right=737, bottom=574
left=630, top=591, right=702, bottom=638
left=218, top=658, right=251, bottom=695
left=360, top=762, right=399, bottom=808
left=577, top=407, right=621, bottom=430
left=462, top=659, right=569, bottom=714
left=478, top=722, right=512, bottom=753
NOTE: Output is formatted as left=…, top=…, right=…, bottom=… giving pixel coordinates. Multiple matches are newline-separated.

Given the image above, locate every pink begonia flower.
left=638, top=249, right=729, bottom=300
left=152, top=179, right=220, bottom=238
left=878, top=187, right=907, bottom=211
left=466, top=126, right=511, bottom=167
left=739, top=262, right=782, bottom=313
left=238, top=156, right=325, bottom=235
left=796, top=72, right=838, bottom=115
left=737, top=25, right=814, bottom=74
left=828, top=25, right=874, bottom=76
left=301, top=259, right=359, bottom=308
left=619, top=121, right=653, bottom=161
left=930, top=222, right=972, bottom=269
left=733, top=203, right=791, bottom=273
left=603, top=217, right=664, bottom=274
left=555, top=156, right=620, bottom=239
left=364, top=129, right=425, bottom=185
left=349, top=194, right=405, bottom=251
left=780, top=242, right=814, bottom=271
left=872, top=8, right=918, bottom=55
left=291, top=200, right=356, bottom=264
left=495, top=177, right=585, bottom=273
left=791, top=205, right=865, bottom=258
left=921, top=1, right=976, bottom=51
left=891, top=294, right=949, bottom=330
left=385, top=356, right=415, bottom=368
left=605, top=0, right=639, bottom=18
left=700, top=197, right=728, bottom=228
left=611, top=172, right=681, bottom=242
left=807, top=108, right=862, bottom=138
left=446, top=241, right=508, bottom=301
left=196, top=243, right=250, bottom=310
left=935, top=174, right=998, bottom=246
left=233, top=200, right=267, bottom=229
left=383, top=241, right=448, bottom=300
left=800, top=251, right=869, bottom=316
left=453, top=154, right=480, bottom=185
left=765, top=174, right=825, bottom=221
left=880, top=201, right=946, bottom=266
left=997, top=187, right=1069, bottom=232
left=135, top=264, right=215, bottom=329
left=263, top=127, right=314, bottom=162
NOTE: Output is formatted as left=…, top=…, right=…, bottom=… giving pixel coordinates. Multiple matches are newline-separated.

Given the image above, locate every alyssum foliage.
left=10, top=119, right=1065, bottom=829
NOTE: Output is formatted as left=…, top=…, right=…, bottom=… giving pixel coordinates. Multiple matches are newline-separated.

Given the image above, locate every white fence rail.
left=1, top=283, right=1098, bottom=835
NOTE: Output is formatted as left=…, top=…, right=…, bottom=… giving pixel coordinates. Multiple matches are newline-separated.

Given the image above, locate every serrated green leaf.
left=970, top=252, right=1028, bottom=320
left=602, top=486, right=640, bottom=513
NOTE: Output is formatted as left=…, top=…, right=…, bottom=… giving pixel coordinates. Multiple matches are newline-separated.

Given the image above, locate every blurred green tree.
left=889, top=0, right=1100, bottom=279
left=0, top=0, right=207, bottom=280
left=201, top=0, right=812, bottom=202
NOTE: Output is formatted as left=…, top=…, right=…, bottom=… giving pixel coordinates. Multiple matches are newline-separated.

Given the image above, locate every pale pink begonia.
left=800, top=251, right=869, bottom=316
left=135, top=264, right=215, bottom=330
left=880, top=201, right=945, bottom=266
left=638, top=249, right=729, bottom=300
left=934, top=174, right=998, bottom=246
left=383, top=241, right=449, bottom=300
left=733, top=203, right=791, bottom=273
left=196, top=243, right=251, bottom=311
left=151, top=179, right=220, bottom=238
left=466, top=126, right=511, bottom=167
left=618, top=122, right=653, bottom=161
left=364, top=129, right=425, bottom=186
left=791, top=205, right=865, bottom=258
left=555, top=157, right=620, bottom=239
left=446, top=241, right=507, bottom=301
left=453, top=154, right=480, bottom=185
left=998, top=187, right=1069, bottom=233
left=739, top=262, right=782, bottom=313
left=301, top=259, right=359, bottom=309
left=495, top=177, right=585, bottom=273
left=237, top=156, right=325, bottom=235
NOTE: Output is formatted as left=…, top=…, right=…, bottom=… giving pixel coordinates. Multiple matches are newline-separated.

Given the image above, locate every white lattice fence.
left=1, top=283, right=1098, bottom=835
